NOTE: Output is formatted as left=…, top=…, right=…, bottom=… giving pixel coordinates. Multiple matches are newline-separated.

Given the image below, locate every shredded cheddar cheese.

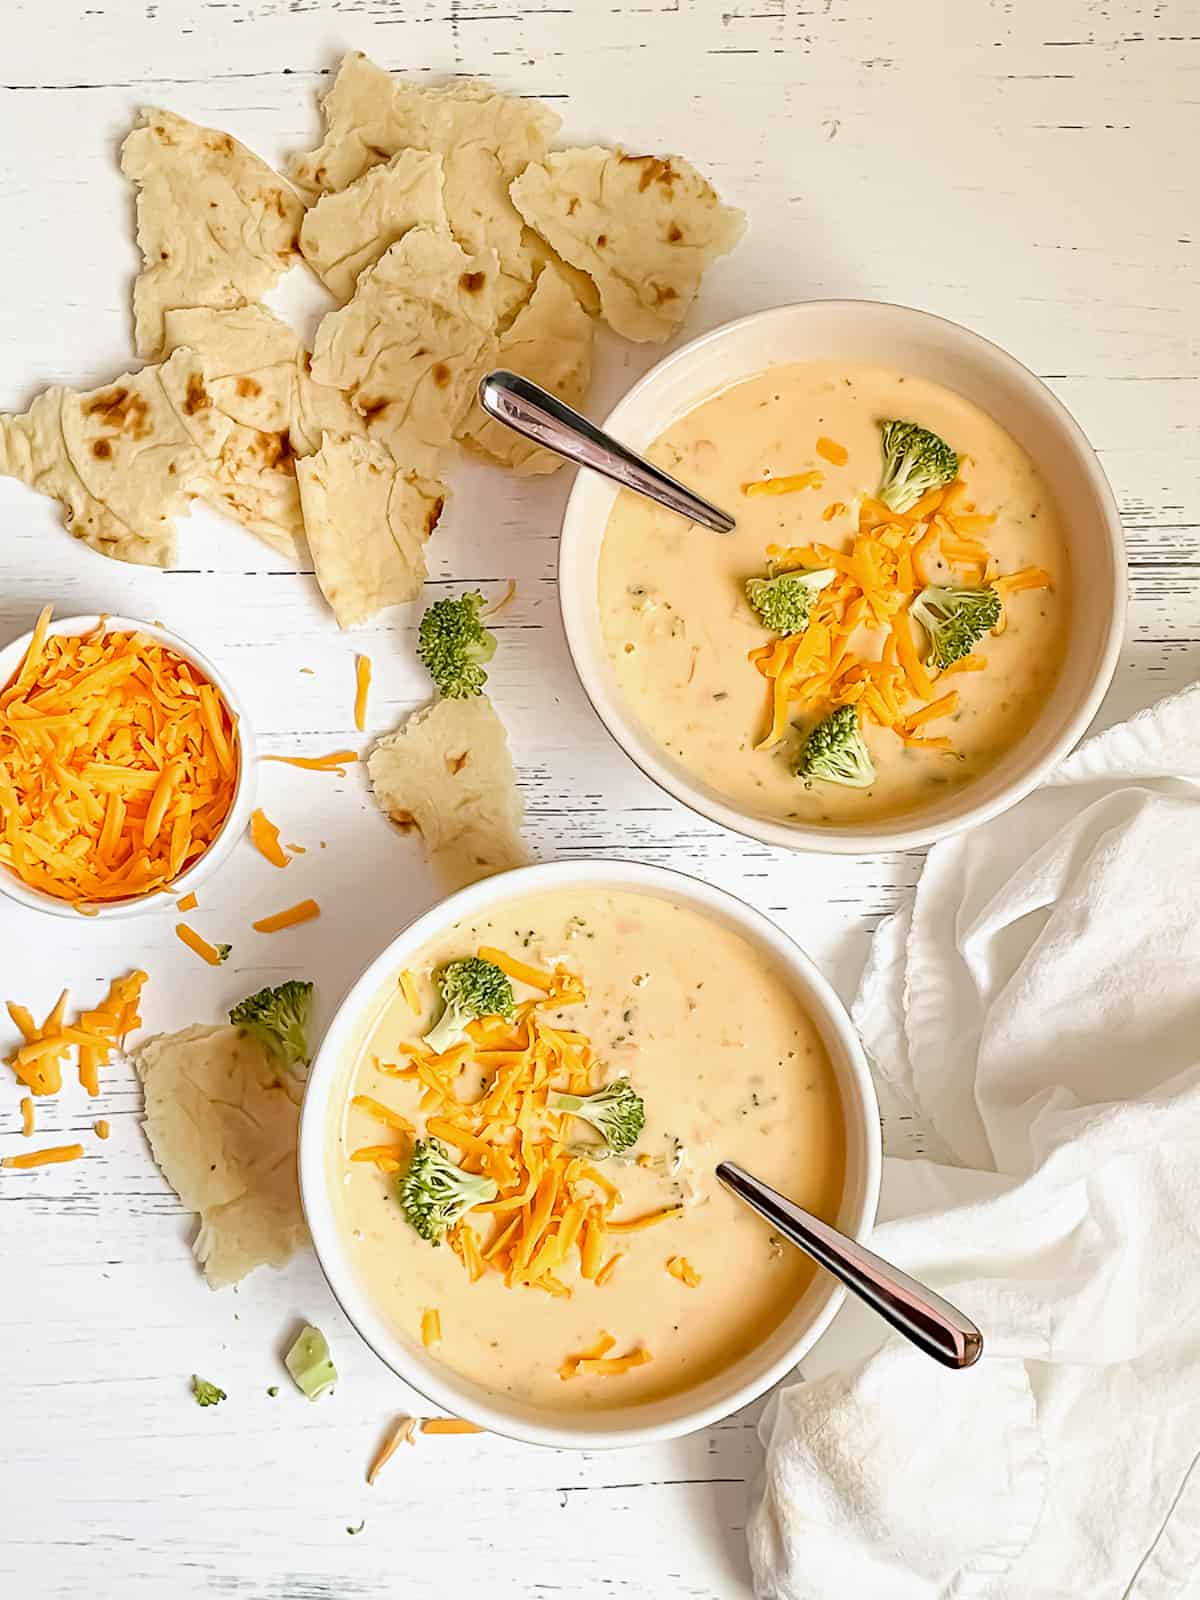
left=352, top=1095, right=415, bottom=1134
left=95, top=1119, right=111, bottom=1140
left=667, top=1255, right=702, bottom=1288
left=357, top=946, right=687, bottom=1382
left=176, top=891, right=199, bottom=912
left=367, top=1416, right=418, bottom=1483
left=20, top=1096, right=34, bottom=1136
left=816, top=436, right=849, bottom=467
left=420, top=1418, right=483, bottom=1434
left=261, top=750, right=357, bottom=774
left=746, top=462, right=1050, bottom=759
left=354, top=655, right=372, bottom=733
left=743, top=469, right=823, bottom=497
left=0, top=609, right=238, bottom=905
left=594, top=1252, right=623, bottom=1286
left=606, top=1205, right=684, bottom=1234
left=575, top=1347, right=652, bottom=1377
left=420, top=1308, right=442, bottom=1348
left=253, top=898, right=320, bottom=933
left=398, top=969, right=421, bottom=1015
left=176, top=922, right=228, bottom=966
left=249, top=808, right=289, bottom=868
left=3, top=1142, right=84, bottom=1169
left=5, top=971, right=145, bottom=1098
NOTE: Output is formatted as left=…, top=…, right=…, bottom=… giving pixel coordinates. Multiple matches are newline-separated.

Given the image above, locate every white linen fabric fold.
left=750, top=684, right=1200, bottom=1600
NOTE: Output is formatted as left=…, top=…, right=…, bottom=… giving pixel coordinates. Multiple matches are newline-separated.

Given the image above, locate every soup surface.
left=598, top=361, right=1069, bottom=824
left=330, top=888, right=845, bottom=1410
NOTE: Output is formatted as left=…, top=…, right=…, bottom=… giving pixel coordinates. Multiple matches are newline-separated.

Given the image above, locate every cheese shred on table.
left=0, top=608, right=239, bottom=905
left=3, top=1142, right=84, bottom=1170
left=5, top=971, right=146, bottom=1097
left=249, top=808, right=289, bottom=868
left=354, top=655, right=371, bottom=733
left=253, top=898, right=321, bottom=933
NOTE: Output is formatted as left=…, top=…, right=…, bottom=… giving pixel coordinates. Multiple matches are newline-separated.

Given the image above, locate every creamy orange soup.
left=598, top=361, right=1069, bottom=824
left=329, top=889, right=844, bottom=1410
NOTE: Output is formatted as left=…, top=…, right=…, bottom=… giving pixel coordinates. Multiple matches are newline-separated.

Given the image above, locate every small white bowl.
left=559, top=300, right=1127, bottom=854
left=299, top=857, right=881, bottom=1450
left=0, top=613, right=256, bottom=919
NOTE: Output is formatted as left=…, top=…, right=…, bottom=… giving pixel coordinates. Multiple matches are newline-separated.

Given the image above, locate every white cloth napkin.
left=749, top=684, right=1200, bottom=1600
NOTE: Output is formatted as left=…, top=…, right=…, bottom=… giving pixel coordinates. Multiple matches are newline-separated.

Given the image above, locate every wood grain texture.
left=0, top=2, right=1196, bottom=1594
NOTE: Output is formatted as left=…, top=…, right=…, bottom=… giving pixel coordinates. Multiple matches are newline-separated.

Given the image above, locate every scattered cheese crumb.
left=667, top=1255, right=701, bottom=1288
left=253, top=898, right=320, bottom=933
left=354, top=654, right=371, bottom=733
left=2, top=1142, right=84, bottom=1170
left=420, top=1308, right=442, bottom=1348
left=261, top=750, right=357, bottom=774
left=815, top=436, right=848, bottom=466
left=20, top=1097, right=34, bottom=1137
left=95, top=1119, right=111, bottom=1140
left=176, top=922, right=231, bottom=966
left=249, top=808, right=289, bottom=868
left=366, top=1415, right=418, bottom=1484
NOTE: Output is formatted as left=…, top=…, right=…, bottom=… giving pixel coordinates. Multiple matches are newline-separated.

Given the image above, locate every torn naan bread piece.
left=457, top=266, right=594, bottom=475
left=0, top=349, right=230, bottom=566
left=291, top=370, right=350, bottom=450
left=296, top=433, right=445, bottom=627
left=311, top=226, right=500, bottom=472
left=290, top=356, right=367, bottom=459
left=160, top=304, right=363, bottom=464
left=122, top=107, right=304, bottom=359
left=134, top=1023, right=308, bottom=1290
left=368, top=696, right=530, bottom=892
left=162, top=305, right=298, bottom=432
left=291, top=52, right=558, bottom=316
left=510, top=147, right=746, bottom=343
left=162, top=305, right=306, bottom=560
left=299, top=148, right=448, bottom=303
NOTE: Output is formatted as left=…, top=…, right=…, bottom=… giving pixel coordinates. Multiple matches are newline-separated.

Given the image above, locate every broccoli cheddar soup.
left=329, top=889, right=844, bottom=1410
left=598, top=361, right=1070, bottom=825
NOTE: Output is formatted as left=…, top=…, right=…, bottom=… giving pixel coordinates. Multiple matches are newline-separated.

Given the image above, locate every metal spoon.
left=716, top=1160, right=983, bottom=1370
left=477, top=369, right=736, bottom=534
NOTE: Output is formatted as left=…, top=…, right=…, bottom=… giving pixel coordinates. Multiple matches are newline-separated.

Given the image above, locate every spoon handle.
left=477, top=370, right=736, bottom=535
left=716, top=1160, right=983, bottom=1371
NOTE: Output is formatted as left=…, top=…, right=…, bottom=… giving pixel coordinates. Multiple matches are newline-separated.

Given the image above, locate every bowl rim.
left=558, top=297, right=1128, bottom=855
left=298, top=856, right=882, bottom=1450
left=0, top=611, right=256, bottom=919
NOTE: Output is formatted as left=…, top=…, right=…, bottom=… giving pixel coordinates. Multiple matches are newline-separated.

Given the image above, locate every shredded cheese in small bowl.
left=0, top=609, right=257, bottom=918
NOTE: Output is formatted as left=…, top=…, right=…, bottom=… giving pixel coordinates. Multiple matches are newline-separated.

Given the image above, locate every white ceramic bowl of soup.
left=298, top=858, right=881, bottom=1449
left=558, top=300, right=1126, bottom=853
left=0, top=613, right=256, bottom=919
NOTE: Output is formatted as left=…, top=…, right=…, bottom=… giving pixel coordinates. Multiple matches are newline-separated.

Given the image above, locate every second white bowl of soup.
left=559, top=301, right=1125, bottom=852
left=299, top=860, right=880, bottom=1448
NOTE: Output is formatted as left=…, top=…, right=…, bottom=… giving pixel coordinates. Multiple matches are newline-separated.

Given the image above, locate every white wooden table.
left=1, top=3, right=1195, bottom=1595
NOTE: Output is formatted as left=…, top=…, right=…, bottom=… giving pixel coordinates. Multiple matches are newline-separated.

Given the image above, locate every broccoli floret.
left=549, top=1078, right=646, bottom=1155
left=744, top=569, right=836, bottom=636
left=910, top=585, right=1001, bottom=670
left=398, top=1138, right=499, bottom=1242
left=417, top=591, right=497, bottom=699
left=423, top=957, right=515, bottom=1055
left=229, top=980, right=314, bottom=1072
left=796, top=704, right=876, bottom=790
left=876, top=421, right=959, bottom=513
left=191, top=1375, right=226, bottom=1407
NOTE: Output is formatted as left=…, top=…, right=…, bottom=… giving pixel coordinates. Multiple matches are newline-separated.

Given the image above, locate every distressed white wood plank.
left=0, top=1, right=1197, bottom=1596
